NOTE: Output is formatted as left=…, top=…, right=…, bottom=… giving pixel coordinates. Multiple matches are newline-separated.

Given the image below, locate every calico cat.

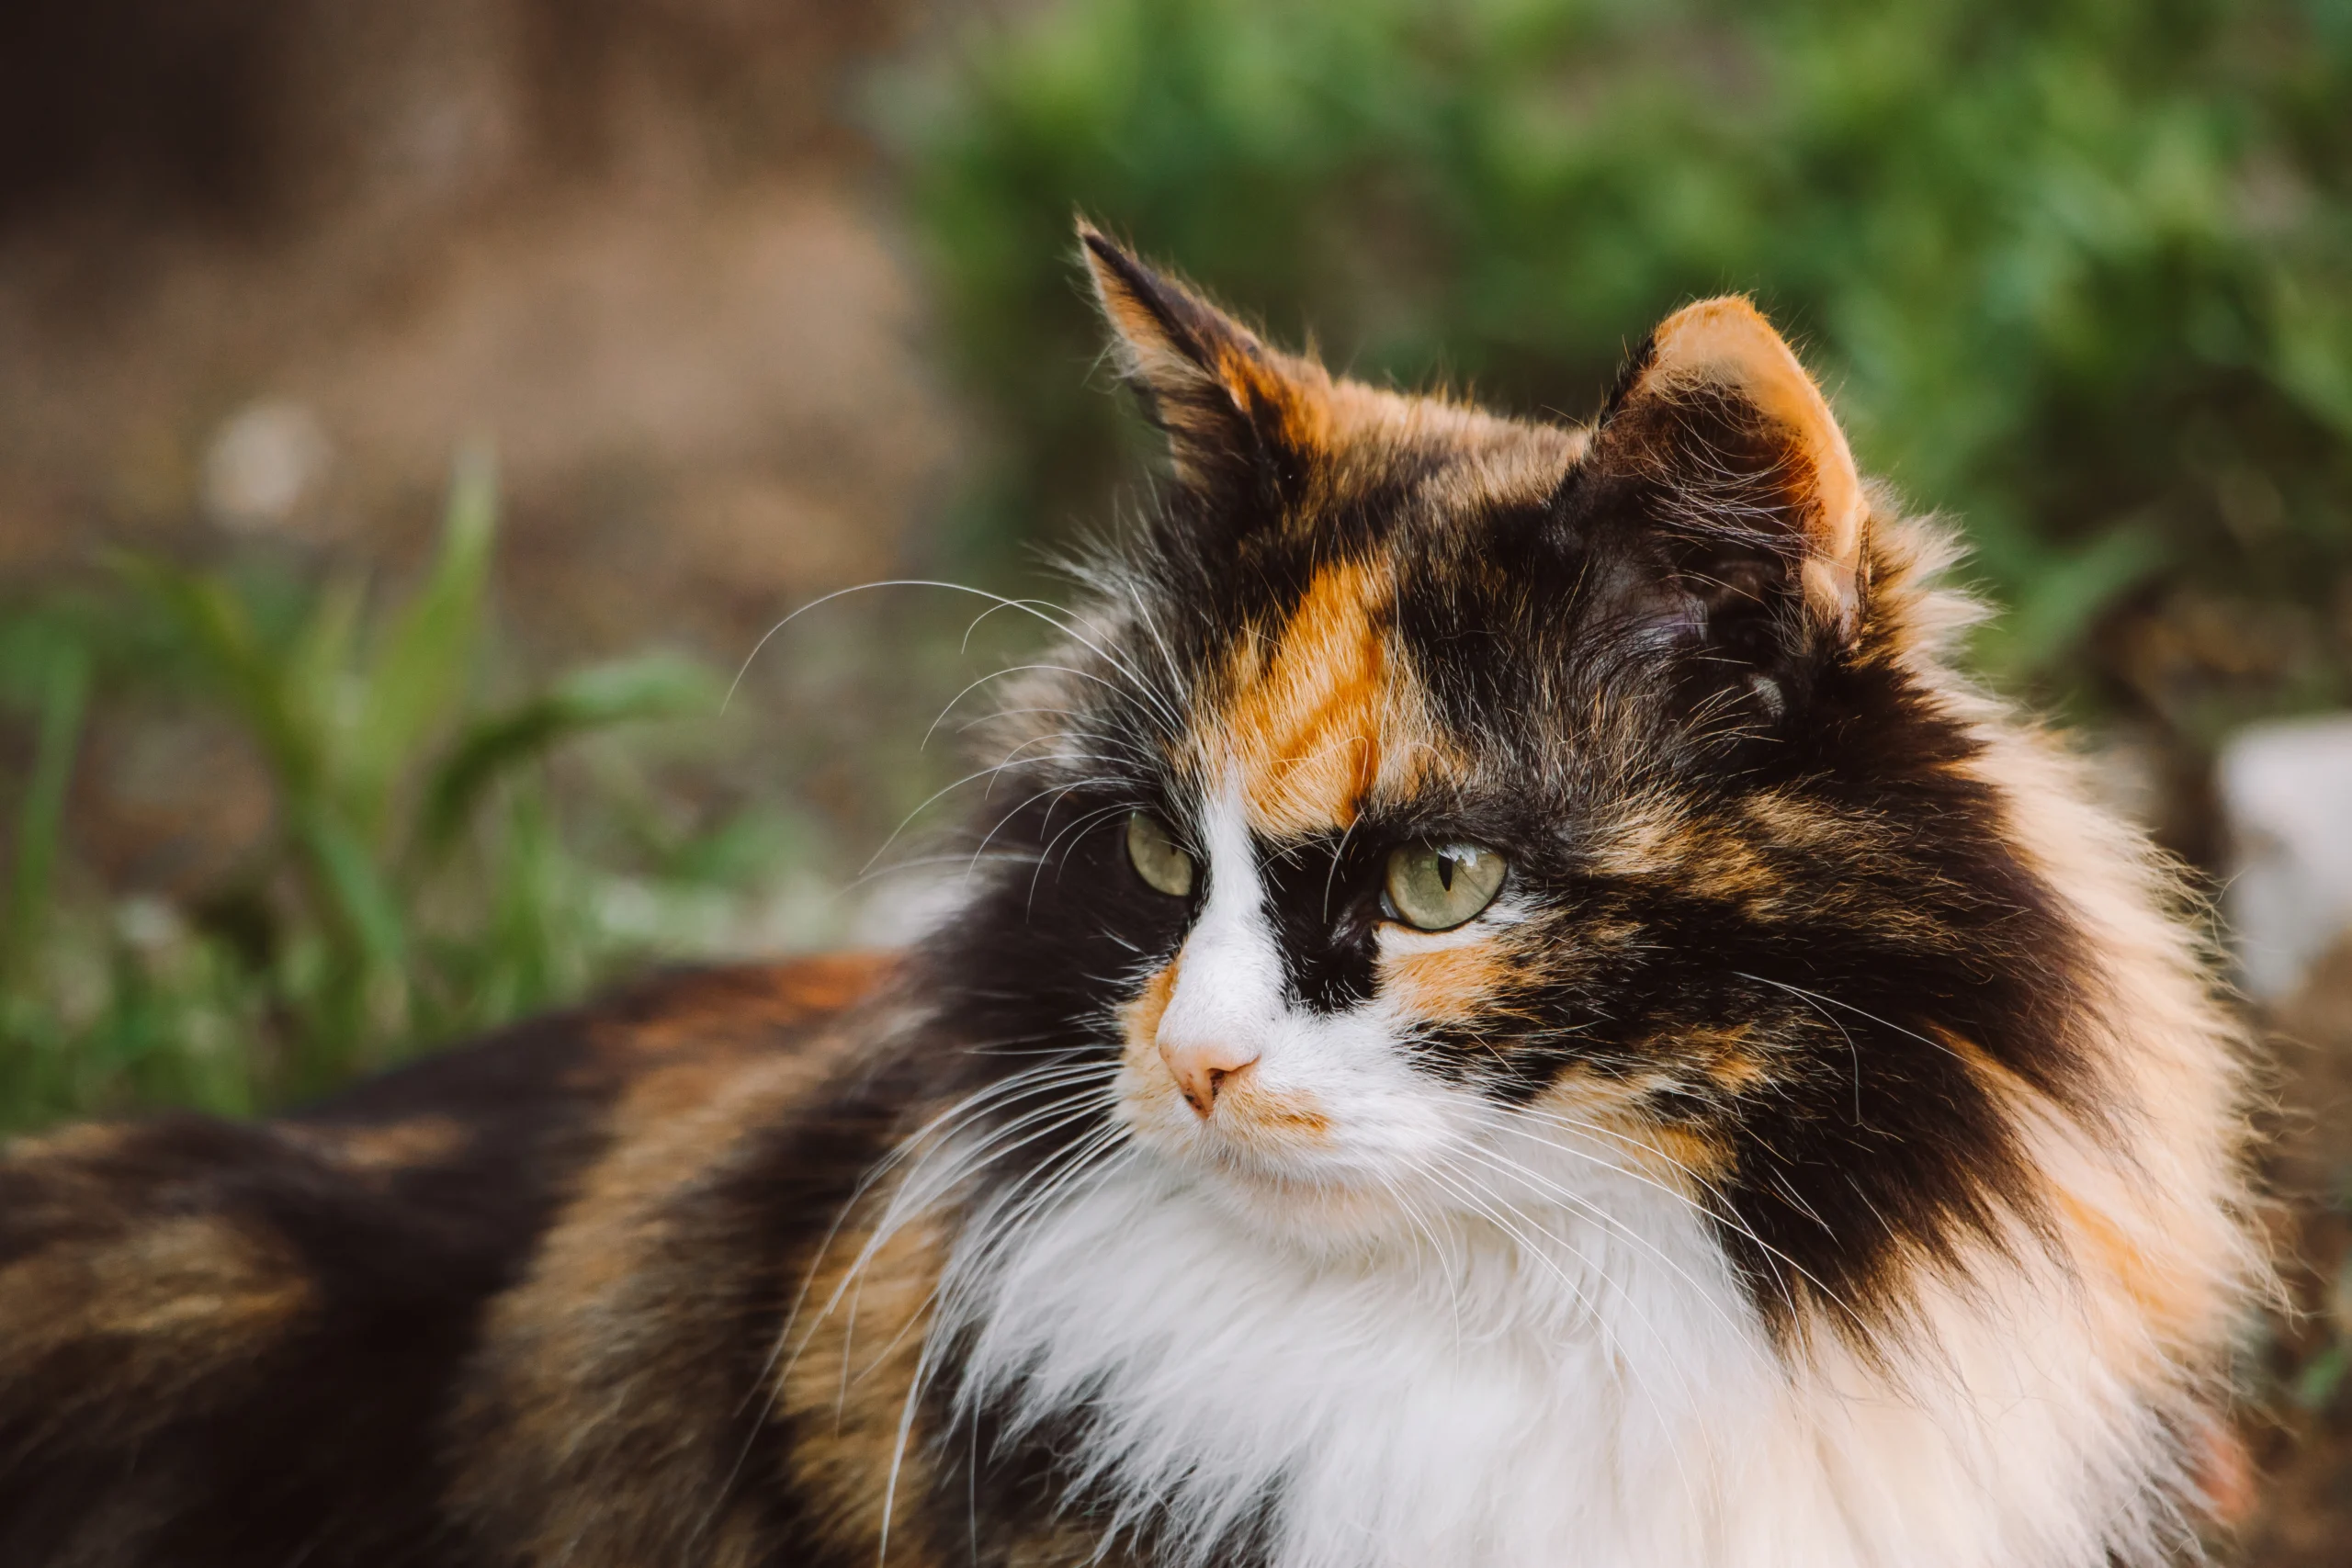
left=0, top=227, right=2260, bottom=1568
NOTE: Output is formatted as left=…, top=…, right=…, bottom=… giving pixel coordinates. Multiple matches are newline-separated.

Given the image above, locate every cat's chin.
left=1114, top=1069, right=1464, bottom=1253
left=1145, top=1144, right=1428, bottom=1255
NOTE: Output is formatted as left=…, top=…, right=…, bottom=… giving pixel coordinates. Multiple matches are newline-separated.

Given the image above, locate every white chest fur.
left=947, top=1159, right=2177, bottom=1568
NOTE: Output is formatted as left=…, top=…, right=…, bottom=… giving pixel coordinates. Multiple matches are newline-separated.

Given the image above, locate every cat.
left=0, top=224, right=2260, bottom=1568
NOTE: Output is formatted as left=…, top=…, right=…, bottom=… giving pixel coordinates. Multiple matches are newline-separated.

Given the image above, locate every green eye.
left=1126, top=811, right=1195, bottom=897
left=1383, top=841, right=1506, bottom=931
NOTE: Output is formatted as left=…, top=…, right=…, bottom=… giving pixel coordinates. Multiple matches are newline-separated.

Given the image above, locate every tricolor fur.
left=0, top=229, right=2259, bottom=1568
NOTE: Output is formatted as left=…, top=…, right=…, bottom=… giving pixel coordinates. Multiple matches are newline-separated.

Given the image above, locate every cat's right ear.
left=1578, top=297, right=1869, bottom=652
left=1078, top=222, right=1328, bottom=498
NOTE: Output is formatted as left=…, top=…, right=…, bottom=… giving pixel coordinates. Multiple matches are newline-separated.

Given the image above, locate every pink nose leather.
left=1159, top=1035, right=1261, bottom=1118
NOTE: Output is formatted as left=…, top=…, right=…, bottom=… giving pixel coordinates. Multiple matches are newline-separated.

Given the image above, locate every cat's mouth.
left=1153, top=1134, right=1428, bottom=1245
left=1117, top=1048, right=1338, bottom=1160
left=1114, top=1062, right=1453, bottom=1245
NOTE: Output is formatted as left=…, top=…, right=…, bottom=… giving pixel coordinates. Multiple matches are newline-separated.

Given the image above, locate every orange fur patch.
left=1941, top=1020, right=2237, bottom=1374
left=1122, top=955, right=1181, bottom=1049
left=1219, top=558, right=1391, bottom=834
left=0, top=1211, right=316, bottom=1449
left=1200, top=558, right=1459, bottom=836
left=1679, top=1024, right=1770, bottom=1094
left=1382, top=942, right=1515, bottom=1027
left=1529, top=1070, right=1731, bottom=1195
left=446, top=1046, right=858, bottom=1566
left=611, top=953, right=896, bottom=1060
left=1218, top=1082, right=1334, bottom=1142
left=778, top=1184, right=948, bottom=1560
left=281, top=1115, right=469, bottom=1171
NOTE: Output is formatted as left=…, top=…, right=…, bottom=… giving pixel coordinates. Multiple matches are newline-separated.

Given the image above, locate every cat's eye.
left=1125, top=811, right=1195, bottom=898
left=1383, top=842, right=1506, bottom=931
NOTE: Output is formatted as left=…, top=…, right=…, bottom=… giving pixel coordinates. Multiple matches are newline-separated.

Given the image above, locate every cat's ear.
left=1078, top=222, right=1328, bottom=495
left=1584, top=297, right=1867, bottom=650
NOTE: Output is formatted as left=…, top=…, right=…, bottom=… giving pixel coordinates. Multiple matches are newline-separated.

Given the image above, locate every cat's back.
left=0, top=952, right=899, bottom=1568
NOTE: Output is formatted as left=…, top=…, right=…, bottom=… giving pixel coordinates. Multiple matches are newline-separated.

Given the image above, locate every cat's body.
left=0, top=231, right=2257, bottom=1567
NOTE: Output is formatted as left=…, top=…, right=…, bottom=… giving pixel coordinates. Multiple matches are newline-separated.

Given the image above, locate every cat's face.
left=933, top=230, right=2086, bottom=1333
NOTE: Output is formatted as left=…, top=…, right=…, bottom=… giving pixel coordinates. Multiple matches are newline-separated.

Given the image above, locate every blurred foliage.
left=0, top=456, right=768, bottom=1129
left=890, top=0, right=2352, bottom=739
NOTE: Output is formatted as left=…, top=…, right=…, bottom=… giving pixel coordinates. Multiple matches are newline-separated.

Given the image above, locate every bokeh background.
left=1, top=0, right=2347, bottom=1552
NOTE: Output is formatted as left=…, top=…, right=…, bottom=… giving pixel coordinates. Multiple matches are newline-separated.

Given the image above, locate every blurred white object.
left=2217, top=714, right=2352, bottom=1002
left=201, top=400, right=333, bottom=532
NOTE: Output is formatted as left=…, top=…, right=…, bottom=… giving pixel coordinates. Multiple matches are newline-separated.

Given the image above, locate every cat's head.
left=930, top=226, right=2094, bottom=1337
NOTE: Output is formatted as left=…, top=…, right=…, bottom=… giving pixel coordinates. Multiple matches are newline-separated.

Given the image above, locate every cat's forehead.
left=1168, top=390, right=1584, bottom=837
left=1305, top=378, right=1590, bottom=513
left=1178, top=553, right=1432, bottom=836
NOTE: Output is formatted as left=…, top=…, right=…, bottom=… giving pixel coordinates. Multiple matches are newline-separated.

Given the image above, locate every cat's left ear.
left=1585, top=297, right=1868, bottom=649
left=1078, top=222, right=1329, bottom=499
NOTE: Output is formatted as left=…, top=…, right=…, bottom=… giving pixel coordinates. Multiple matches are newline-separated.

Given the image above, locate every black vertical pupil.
left=1437, top=852, right=1456, bottom=891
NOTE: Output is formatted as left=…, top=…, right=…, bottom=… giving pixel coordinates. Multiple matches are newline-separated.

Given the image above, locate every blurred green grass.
left=888, top=0, right=2352, bottom=743
left=0, top=456, right=776, bottom=1128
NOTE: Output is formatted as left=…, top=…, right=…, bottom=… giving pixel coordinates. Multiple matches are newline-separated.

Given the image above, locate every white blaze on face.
left=1150, top=791, right=1286, bottom=1114
left=1115, top=787, right=1486, bottom=1242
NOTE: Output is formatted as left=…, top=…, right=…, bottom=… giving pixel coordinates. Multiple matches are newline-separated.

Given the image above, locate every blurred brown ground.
left=0, top=0, right=959, bottom=650
left=0, top=0, right=976, bottom=904
left=2243, top=939, right=2352, bottom=1563
left=2, top=3, right=2349, bottom=1555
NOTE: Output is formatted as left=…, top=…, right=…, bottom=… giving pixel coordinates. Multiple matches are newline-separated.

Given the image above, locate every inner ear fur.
left=1591, top=297, right=1867, bottom=646
left=1078, top=222, right=1332, bottom=495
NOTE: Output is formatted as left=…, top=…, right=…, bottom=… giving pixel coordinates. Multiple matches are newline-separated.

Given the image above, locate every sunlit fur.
left=0, top=231, right=2260, bottom=1568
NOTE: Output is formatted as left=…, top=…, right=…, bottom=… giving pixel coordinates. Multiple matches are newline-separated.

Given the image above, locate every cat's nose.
left=1159, top=1034, right=1261, bottom=1119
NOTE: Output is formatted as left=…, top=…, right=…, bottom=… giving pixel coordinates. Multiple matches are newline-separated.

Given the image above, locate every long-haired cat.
left=0, top=227, right=2258, bottom=1568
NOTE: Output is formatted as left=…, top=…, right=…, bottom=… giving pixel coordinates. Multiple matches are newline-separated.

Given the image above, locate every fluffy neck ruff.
left=938, top=1136, right=2201, bottom=1568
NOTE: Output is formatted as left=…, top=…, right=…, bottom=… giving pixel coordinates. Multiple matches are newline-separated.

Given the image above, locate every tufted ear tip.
left=1075, top=221, right=1229, bottom=389
left=1073, top=220, right=1330, bottom=497
left=1072, top=220, right=1143, bottom=321
left=1072, top=219, right=1136, bottom=289
left=1610, top=296, right=1866, bottom=640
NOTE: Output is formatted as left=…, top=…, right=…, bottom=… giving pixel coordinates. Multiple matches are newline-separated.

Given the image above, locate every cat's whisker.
left=857, top=1074, right=1121, bottom=1253
left=1023, top=802, right=1147, bottom=909
left=727, top=574, right=1191, bottom=759
left=1498, top=1105, right=1810, bottom=1277
left=882, top=1123, right=1138, bottom=1564
left=727, top=580, right=1090, bottom=713
left=1367, top=1168, right=1468, bottom=1357
left=839, top=852, right=1046, bottom=901
left=956, top=704, right=1087, bottom=735
left=956, top=775, right=1133, bottom=885
left=948, top=1134, right=1136, bottom=1334
left=989, top=598, right=1190, bottom=749
left=957, top=593, right=1087, bottom=656
left=856, top=748, right=1120, bottom=879
left=1415, top=1162, right=1707, bottom=1504
left=854, top=1116, right=1129, bottom=1393
left=710, top=1061, right=1106, bottom=1552
left=1445, top=1140, right=1752, bottom=1344
left=831, top=1065, right=1117, bottom=1237
left=1117, top=578, right=1194, bottom=727
left=1498, top=1107, right=1869, bottom=1336
left=801, top=1085, right=1125, bottom=1419
left=918, top=664, right=1141, bottom=755
left=1731, top=971, right=1973, bottom=1066
left=1418, top=1162, right=1709, bottom=1522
